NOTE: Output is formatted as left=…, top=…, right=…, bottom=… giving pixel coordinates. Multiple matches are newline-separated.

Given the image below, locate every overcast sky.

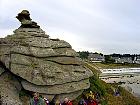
left=0, top=0, right=140, bottom=54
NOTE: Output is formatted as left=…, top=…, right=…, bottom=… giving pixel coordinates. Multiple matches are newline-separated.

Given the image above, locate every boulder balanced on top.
left=0, top=10, right=93, bottom=104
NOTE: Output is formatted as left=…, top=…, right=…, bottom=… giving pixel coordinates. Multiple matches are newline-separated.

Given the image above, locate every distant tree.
left=99, top=53, right=103, bottom=56
left=110, top=53, right=121, bottom=58
left=131, top=54, right=136, bottom=61
left=104, top=55, right=115, bottom=63
left=122, top=54, right=131, bottom=57
left=93, top=52, right=98, bottom=54
left=77, top=51, right=89, bottom=59
left=93, top=52, right=103, bottom=56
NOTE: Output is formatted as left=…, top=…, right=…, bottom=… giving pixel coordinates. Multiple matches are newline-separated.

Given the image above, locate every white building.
left=112, top=57, right=133, bottom=64
left=88, top=53, right=105, bottom=62
left=134, top=56, right=140, bottom=64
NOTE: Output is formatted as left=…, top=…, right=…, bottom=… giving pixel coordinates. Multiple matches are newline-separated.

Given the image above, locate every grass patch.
left=93, top=62, right=140, bottom=69
left=75, top=62, right=140, bottom=105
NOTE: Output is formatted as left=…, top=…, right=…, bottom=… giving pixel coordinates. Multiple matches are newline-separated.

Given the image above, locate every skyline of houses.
left=88, top=53, right=105, bottom=62
left=87, top=52, right=140, bottom=64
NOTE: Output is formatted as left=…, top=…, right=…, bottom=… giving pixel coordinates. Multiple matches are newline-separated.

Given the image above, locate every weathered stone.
left=22, top=37, right=71, bottom=48
left=53, top=48, right=79, bottom=57
left=14, top=28, right=45, bottom=35
left=45, top=57, right=82, bottom=65
left=0, top=66, right=5, bottom=75
left=10, top=63, right=92, bottom=85
left=0, top=38, right=20, bottom=46
left=0, top=72, right=22, bottom=105
left=1, top=34, right=71, bottom=49
left=10, top=45, right=78, bottom=57
left=13, top=28, right=49, bottom=38
left=16, top=10, right=40, bottom=28
left=11, top=50, right=82, bottom=65
left=0, top=45, right=11, bottom=55
left=0, top=10, right=93, bottom=101
left=21, top=79, right=90, bottom=94
left=0, top=54, right=10, bottom=68
left=10, top=54, right=92, bottom=85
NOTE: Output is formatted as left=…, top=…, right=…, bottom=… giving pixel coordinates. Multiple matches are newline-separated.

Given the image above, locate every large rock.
left=0, top=10, right=93, bottom=101
left=11, top=45, right=78, bottom=57
left=0, top=72, right=22, bottom=105
left=10, top=63, right=92, bottom=85
left=9, top=53, right=92, bottom=85
left=21, top=79, right=90, bottom=94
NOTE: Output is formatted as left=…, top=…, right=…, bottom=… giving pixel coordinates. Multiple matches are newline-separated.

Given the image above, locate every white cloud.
left=0, top=29, right=13, bottom=38
left=0, top=0, right=140, bottom=54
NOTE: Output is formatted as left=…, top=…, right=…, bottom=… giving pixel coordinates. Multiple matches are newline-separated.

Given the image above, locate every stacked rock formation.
left=0, top=10, right=93, bottom=104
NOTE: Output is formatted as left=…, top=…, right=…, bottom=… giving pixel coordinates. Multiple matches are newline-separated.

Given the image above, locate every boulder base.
left=0, top=72, right=22, bottom=105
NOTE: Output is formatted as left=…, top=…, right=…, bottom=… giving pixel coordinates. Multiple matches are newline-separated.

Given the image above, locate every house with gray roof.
left=88, top=53, right=105, bottom=62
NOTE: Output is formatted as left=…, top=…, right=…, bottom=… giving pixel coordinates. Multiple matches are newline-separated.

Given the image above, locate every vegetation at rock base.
left=73, top=62, right=140, bottom=105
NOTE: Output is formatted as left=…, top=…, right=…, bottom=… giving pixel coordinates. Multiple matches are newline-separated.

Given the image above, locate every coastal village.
left=78, top=51, right=140, bottom=101
left=87, top=52, right=140, bottom=64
